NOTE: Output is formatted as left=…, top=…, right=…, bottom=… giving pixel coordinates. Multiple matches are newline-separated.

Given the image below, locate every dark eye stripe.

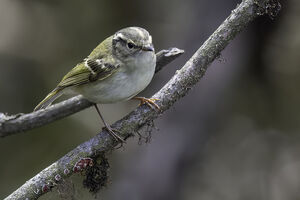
left=115, top=36, right=142, bottom=50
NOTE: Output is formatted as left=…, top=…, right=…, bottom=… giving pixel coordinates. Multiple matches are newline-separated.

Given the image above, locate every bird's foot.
left=134, top=97, right=160, bottom=110
left=103, top=125, right=126, bottom=144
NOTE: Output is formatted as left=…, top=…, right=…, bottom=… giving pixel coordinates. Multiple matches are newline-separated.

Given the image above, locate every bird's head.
left=112, top=27, right=154, bottom=61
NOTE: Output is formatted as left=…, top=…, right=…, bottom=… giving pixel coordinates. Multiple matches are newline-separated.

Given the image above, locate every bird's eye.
left=127, top=42, right=134, bottom=49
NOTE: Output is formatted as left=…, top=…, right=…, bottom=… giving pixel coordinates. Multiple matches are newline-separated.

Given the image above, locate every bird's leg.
left=133, top=97, right=160, bottom=110
left=94, top=104, right=125, bottom=143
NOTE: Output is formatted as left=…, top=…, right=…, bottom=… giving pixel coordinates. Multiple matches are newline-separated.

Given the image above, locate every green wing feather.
left=58, top=63, right=91, bottom=87
left=34, top=36, right=119, bottom=111
left=34, top=88, right=63, bottom=111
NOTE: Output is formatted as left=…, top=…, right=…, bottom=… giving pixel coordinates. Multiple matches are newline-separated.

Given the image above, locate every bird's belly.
left=74, top=59, right=155, bottom=104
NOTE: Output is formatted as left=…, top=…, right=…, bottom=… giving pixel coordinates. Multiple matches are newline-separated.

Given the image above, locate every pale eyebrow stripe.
left=113, top=33, right=126, bottom=41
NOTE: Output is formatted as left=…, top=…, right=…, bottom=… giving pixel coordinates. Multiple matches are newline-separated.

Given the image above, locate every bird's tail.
left=34, top=88, right=64, bottom=111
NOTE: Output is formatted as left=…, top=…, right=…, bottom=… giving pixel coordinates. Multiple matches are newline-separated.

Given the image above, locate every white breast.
left=74, top=52, right=156, bottom=104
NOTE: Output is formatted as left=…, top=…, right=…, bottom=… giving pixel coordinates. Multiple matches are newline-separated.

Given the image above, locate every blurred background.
left=1, top=0, right=299, bottom=199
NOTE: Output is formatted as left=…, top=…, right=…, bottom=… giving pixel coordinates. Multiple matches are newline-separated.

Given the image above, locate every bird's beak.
left=142, top=44, right=154, bottom=52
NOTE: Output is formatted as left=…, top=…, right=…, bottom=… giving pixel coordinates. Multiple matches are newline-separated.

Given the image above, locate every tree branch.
left=5, top=0, right=280, bottom=199
left=0, top=48, right=184, bottom=137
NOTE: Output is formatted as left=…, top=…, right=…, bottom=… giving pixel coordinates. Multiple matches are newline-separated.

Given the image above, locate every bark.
left=4, top=0, right=281, bottom=199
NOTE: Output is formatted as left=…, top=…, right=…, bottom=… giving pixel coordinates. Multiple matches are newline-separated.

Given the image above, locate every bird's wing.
left=57, top=35, right=116, bottom=89
left=57, top=57, right=120, bottom=89
left=34, top=57, right=119, bottom=111
left=34, top=36, right=117, bottom=111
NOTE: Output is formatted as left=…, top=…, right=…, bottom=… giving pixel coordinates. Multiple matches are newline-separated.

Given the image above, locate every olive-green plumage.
left=34, top=36, right=115, bottom=110
left=34, top=27, right=156, bottom=111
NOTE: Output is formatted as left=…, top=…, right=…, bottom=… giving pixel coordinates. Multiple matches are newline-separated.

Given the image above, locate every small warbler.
left=34, top=27, right=159, bottom=142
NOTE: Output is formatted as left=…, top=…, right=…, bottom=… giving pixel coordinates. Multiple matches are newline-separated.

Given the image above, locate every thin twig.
left=4, top=0, right=281, bottom=199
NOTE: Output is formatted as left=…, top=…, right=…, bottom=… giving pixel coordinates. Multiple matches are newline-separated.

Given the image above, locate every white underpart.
left=75, top=51, right=156, bottom=104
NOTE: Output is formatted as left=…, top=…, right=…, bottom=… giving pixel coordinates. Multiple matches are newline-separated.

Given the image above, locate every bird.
left=34, top=27, right=159, bottom=142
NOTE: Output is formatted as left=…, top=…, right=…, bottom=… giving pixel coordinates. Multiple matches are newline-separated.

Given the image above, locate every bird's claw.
left=103, top=126, right=126, bottom=144
left=134, top=97, right=161, bottom=110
